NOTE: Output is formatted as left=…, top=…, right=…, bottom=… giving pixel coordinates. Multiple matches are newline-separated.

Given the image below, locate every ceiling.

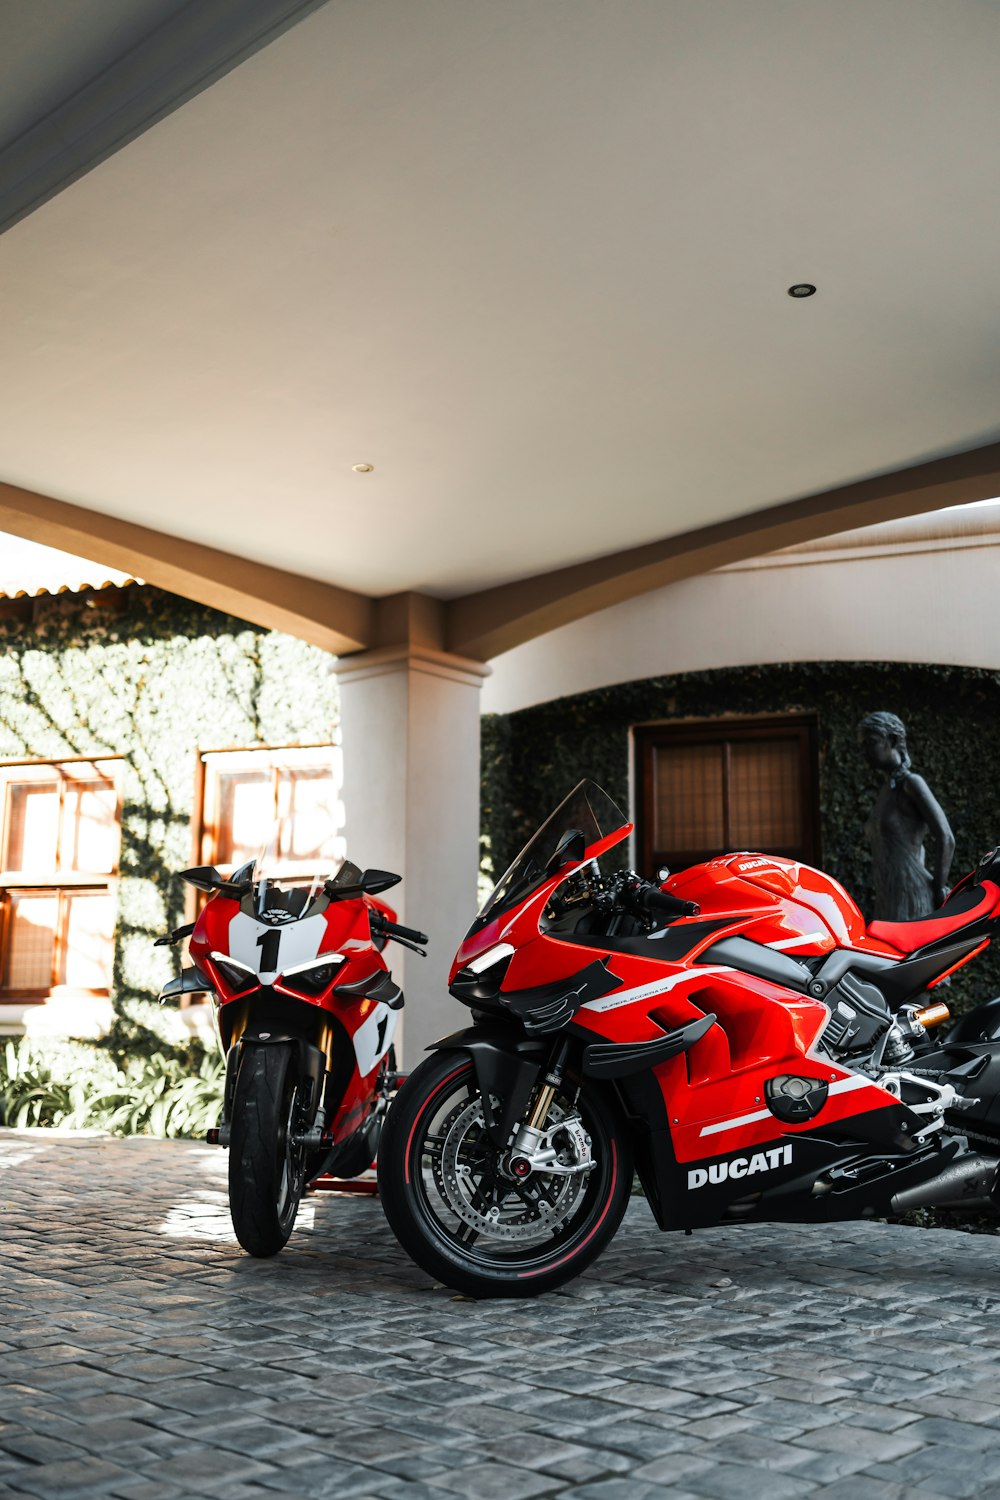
left=2, top=0, right=1000, bottom=619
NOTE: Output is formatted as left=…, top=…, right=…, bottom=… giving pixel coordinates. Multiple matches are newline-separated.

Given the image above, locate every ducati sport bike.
left=379, top=778, right=1000, bottom=1297
left=158, top=841, right=427, bottom=1256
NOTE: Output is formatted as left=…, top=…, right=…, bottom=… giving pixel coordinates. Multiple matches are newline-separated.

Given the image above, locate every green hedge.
left=482, top=661, right=1000, bottom=1012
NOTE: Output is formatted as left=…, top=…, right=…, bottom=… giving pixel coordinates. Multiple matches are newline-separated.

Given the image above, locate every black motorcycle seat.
left=867, top=881, right=999, bottom=954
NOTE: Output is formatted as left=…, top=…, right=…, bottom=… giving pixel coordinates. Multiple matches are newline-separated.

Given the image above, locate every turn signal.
left=915, top=1003, right=951, bottom=1029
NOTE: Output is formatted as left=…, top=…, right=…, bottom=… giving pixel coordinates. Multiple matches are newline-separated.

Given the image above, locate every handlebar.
left=635, top=882, right=700, bottom=920
left=370, top=911, right=430, bottom=946
left=383, top=918, right=430, bottom=945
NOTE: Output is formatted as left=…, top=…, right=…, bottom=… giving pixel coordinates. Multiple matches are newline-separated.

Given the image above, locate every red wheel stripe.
left=517, top=1139, right=619, bottom=1278
left=402, top=1064, right=469, bottom=1185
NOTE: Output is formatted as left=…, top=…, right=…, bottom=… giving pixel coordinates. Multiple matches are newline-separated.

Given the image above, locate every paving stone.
left=5, top=1454, right=135, bottom=1498
left=0, top=1432, right=88, bottom=1464
left=5, top=1130, right=1000, bottom=1500
left=679, top=1462, right=820, bottom=1498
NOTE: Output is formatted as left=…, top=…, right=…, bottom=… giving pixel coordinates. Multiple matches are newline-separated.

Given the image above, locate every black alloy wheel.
left=377, top=1049, right=632, bottom=1297
left=228, top=1042, right=306, bottom=1256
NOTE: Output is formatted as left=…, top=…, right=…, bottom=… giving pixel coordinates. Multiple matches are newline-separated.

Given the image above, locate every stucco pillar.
left=335, top=646, right=489, bottom=1062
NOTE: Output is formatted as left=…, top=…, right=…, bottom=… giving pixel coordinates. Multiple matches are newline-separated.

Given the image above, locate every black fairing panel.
left=582, top=1013, right=716, bottom=1079
left=430, top=1025, right=549, bottom=1147
left=699, top=937, right=811, bottom=991
left=563, top=919, right=736, bottom=963
left=916, top=1036, right=1000, bottom=1143
left=663, top=1124, right=961, bottom=1230
left=498, top=958, right=623, bottom=1035
left=946, top=996, right=1000, bottom=1045
left=876, top=934, right=991, bottom=1006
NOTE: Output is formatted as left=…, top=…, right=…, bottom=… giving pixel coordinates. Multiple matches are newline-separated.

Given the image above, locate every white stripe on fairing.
left=581, top=966, right=733, bottom=1013
left=768, top=932, right=828, bottom=950
left=698, top=1072, right=875, bottom=1137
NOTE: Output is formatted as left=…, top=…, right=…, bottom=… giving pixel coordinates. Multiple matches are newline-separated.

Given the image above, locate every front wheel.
left=228, top=1043, right=306, bottom=1257
left=378, top=1049, right=632, bottom=1297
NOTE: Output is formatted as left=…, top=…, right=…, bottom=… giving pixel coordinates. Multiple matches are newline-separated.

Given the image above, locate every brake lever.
left=388, top=933, right=427, bottom=958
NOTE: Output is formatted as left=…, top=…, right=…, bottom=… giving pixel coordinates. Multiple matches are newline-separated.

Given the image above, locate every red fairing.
left=188, top=884, right=403, bottom=1148
left=666, top=853, right=898, bottom=956
left=569, top=951, right=891, bottom=1166
left=464, top=822, right=1000, bottom=1179
left=378, top=778, right=1000, bottom=1299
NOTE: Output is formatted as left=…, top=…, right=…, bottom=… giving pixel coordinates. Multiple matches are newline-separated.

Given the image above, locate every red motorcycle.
left=379, top=779, right=1000, bottom=1296
left=158, top=843, right=427, bottom=1256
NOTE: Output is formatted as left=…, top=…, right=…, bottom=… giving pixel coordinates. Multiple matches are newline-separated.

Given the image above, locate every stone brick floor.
left=2, top=1129, right=1000, bottom=1498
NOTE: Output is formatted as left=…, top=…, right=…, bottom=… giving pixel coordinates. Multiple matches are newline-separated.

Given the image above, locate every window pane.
left=64, top=781, right=119, bottom=873
left=729, top=739, right=803, bottom=850
left=4, top=893, right=57, bottom=990
left=281, top=770, right=337, bottom=862
left=653, top=745, right=725, bottom=853
left=63, top=892, right=115, bottom=990
left=5, top=783, right=60, bottom=872
left=217, top=773, right=275, bottom=866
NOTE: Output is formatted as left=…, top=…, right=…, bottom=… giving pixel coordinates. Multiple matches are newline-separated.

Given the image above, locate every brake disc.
left=432, top=1096, right=587, bottom=1242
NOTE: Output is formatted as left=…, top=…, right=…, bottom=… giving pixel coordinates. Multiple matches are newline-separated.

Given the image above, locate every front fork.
left=211, top=1023, right=330, bottom=1147
left=506, top=1039, right=594, bottom=1179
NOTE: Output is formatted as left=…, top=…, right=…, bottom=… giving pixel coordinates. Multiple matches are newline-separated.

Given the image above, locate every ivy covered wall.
left=0, top=586, right=338, bottom=1020
left=482, top=662, right=1000, bottom=1010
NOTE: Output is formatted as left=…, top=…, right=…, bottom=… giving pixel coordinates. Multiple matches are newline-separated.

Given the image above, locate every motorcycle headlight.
left=450, top=945, right=514, bottom=1005
left=208, top=952, right=257, bottom=994
left=284, top=964, right=339, bottom=996
left=281, top=954, right=345, bottom=997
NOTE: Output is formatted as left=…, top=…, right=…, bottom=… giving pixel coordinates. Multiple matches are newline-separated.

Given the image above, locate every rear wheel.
left=378, top=1049, right=632, bottom=1297
left=228, top=1043, right=305, bottom=1256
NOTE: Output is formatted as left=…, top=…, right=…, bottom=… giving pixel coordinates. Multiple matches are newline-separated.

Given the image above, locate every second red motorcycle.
left=159, top=838, right=427, bottom=1256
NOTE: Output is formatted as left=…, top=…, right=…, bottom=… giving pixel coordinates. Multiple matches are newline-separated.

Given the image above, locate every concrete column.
left=335, top=646, right=490, bottom=1061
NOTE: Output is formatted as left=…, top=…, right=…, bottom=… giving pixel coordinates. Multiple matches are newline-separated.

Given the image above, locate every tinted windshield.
left=473, top=780, right=628, bottom=932
left=252, top=817, right=349, bottom=918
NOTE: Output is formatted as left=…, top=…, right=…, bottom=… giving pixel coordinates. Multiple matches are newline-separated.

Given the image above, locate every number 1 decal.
left=256, top=928, right=281, bottom=973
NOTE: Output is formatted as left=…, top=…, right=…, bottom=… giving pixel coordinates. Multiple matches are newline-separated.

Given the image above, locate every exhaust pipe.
left=890, top=1153, right=999, bottom=1215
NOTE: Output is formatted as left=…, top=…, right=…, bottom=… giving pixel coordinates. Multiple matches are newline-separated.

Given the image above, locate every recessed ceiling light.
left=787, top=283, right=817, bottom=298
left=352, top=462, right=374, bottom=473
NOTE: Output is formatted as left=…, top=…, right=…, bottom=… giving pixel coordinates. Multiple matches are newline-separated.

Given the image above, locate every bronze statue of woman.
left=857, top=711, right=955, bottom=922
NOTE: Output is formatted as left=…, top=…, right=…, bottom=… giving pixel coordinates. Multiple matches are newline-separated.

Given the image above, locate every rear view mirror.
left=545, top=829, right=587, bottom=875
left=181, top=865, right=253, bottom=896
left=325, top=868, right=402, bottom=900
left=181, top=866, right=224, bottom=892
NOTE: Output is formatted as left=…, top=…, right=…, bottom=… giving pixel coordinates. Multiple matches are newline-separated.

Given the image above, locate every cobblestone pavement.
left=3, top=1131, right=1000, bottom=1500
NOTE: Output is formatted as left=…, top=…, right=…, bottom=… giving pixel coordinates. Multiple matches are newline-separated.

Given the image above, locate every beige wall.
left=482, top=513, right=1000, bottom=714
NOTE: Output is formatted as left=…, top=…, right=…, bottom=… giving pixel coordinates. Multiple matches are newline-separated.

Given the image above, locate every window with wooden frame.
left=0, top=758, right=122, bottom=1001
left=196, top=745, right=342, bottom=877
left=634, top=717, right=820, bottom=877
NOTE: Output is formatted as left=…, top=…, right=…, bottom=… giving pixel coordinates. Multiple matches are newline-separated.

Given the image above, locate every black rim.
left=407, top=1062, right=618, bottom=1277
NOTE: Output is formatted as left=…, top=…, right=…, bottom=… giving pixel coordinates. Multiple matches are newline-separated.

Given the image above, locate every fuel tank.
left=665, top=852, right=879, bottom=957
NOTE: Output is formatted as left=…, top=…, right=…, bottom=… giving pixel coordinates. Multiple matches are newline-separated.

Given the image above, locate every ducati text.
left=687, top=1143, right=792, bottom=1189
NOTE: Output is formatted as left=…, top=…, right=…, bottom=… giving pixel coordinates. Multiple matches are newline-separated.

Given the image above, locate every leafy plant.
left=0, top=1037, right=224, bottom=1138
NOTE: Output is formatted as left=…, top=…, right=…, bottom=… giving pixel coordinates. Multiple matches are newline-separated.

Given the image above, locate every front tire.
left=229, top=1043, right=305, bottom=1257
left=378, top=1048, right=632, bottom=1297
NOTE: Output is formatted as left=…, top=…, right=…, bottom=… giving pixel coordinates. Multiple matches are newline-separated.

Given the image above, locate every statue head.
left=858, top=710, right=911, bottom=776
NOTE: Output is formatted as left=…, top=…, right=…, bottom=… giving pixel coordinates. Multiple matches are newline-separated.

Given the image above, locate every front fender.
left=430, top=1025, right=549, bottom=1147
left=224, top=1032, right=326, bottom=1127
